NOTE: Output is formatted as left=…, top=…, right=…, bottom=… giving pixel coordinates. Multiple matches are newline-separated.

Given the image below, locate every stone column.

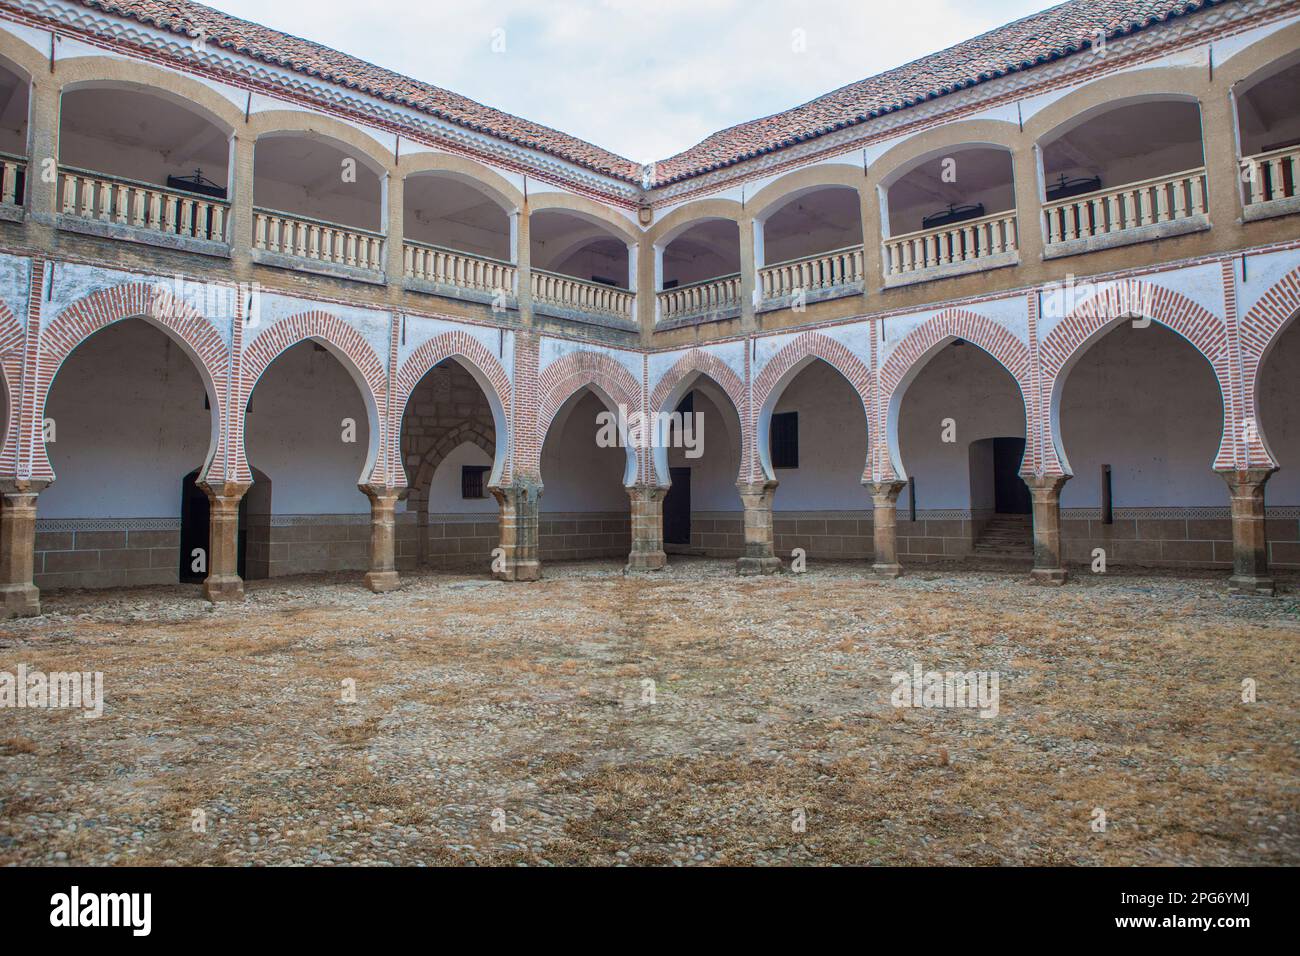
left=491, top=482, right=541, bottom=581
left=199, top=479, right=251, bottom=603
left=736, top=479, right=781, bottom=574
left=25, top=78, right=60, bottom=226
left=737, top=217, right=758, bottom=331
left=228, top=134, right=256, bottom=263
left=1219, top=468, right=1276, bottom=597
left=866, top=480, right=906, bottom=578
left=626, top=484, right=668, bottom=571
left=383, top=171, right=405, bottom=290
left=360, top=483, right=403, bottom=593
left=1025, top=474, right=1068, bottom=586
left=0, top=479, right=49, bottom=619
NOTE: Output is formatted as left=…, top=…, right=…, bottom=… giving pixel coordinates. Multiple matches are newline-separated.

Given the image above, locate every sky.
left=205, top=0, right=1057, bottom=164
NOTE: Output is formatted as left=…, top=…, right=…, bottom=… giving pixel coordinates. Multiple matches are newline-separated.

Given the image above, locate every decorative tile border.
left=36, top=517, right=181, bottom=532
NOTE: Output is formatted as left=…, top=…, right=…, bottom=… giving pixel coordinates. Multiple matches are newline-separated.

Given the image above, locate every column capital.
left=1217, top=467, right=1275, bottom=596
left=1022, top=473, right=1070, bottom=499
left=198, top=479, right=252, bottom=501
left=0, top=478, right=52, bottom=497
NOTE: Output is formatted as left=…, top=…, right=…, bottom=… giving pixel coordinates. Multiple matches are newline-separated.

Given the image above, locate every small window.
left=770, top=412, right=798, bottom=469
left=461, top=465, right=490, bottom=499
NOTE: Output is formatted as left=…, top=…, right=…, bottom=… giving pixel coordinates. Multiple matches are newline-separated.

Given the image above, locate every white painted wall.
left=1059, top=323, right=1225, bottom=508
left=41, top=319, right=210, bottom=518
left=770, top=360, right=870, bottom=510
left=897, top=343, right=1026, bottom=511
left=1258, top=318, right=1299, bottom=506
left=667, top=383, right=741, bottom=510
left=540, top=390, right=629, bottom=511
left=245, top=342, right=370, bottom=514
left=427, top=441, right=497, bottom=514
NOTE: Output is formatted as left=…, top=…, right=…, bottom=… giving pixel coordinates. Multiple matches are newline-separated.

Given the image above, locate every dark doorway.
left=663, top=466, right=691, bottom=545
left=993, top=437, right=1031, bottom=514
left=179, top=469, right=249, bottom=582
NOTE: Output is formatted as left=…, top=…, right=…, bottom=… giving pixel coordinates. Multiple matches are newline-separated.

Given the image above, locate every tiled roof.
left=55, top=0, right=1224, bottom=187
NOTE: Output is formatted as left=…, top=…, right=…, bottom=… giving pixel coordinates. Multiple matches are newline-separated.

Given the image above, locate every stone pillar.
left=0, top=479, right=49, bottom=619
left=866, top=480, right=906, bottom=578
left=1010, top=142, right=1046, bottom=263
left=199, top=479, right=251, bottom=603
left=626, top=484, right=668, bottom=571
left=360, top=483, right=403, bottom=593
left=736, top=480, right=781, bottom=574
left=228, top=134, right=257, bottom=263
left=383, top=171, right=404, bottom=288
left=1025, top=474, right=1068, bottom=586
left=1219, top=468, right=1276, bottom=597
left=737, top=218, right=758, bottom=331
left=491, top=482, right=541, bottom=581
left=25, top=78, right=60, bottom=225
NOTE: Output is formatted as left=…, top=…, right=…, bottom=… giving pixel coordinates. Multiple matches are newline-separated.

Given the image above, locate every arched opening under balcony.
left=657, top=219, right=741, bottom=324
left=253, top=133, right=385, bottom=275
left=756, top=186, right=863, bottom=307
left=1039, top=97, right=1206, bottom=247
left=1256, top=313, right=1300, bottom=570
left=1236, top=55, right=1300, bottom=208
left=402, top=172, right=516, bottom=303
left=58, top=84, right=230, bottom=243
left=529, top=209, right=633, bottom=325
left=880, top=146, right=1017, bottom=283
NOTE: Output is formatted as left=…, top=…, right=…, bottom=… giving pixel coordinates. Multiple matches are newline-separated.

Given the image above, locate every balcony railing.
left=531, top=270, right=634, bottom=322
left=404, top=240, right=516, bottom=296
left=58, top=167, right=228, bottom=242
left=658, top=273, right=741, bottom=323
left=254, top=208, right=385, bottom=272
left=1241, top=145, right=1299, bottom=206
left=760, top=245, right=864, bottom=299
left=1, top=152, right=24, bottom=207
left=884, top=212, right=1017, bottom=277
left=1043, top=167, right=1207, bottom=245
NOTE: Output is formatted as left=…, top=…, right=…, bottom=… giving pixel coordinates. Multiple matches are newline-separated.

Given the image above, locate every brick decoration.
left=33, top=281, right=230, bottom=483
left=1238, top=264, right=1300, bottom=470
left=535, top=349, right=643, bottom=480
left=0, top=298, right=23, bottom=479
left=392, top=329, right=513, bottom=486
left=1038, top=278, right=1230, bottom=476
left=751, top=332, right=871, bottom=481
left=238, top=311, right=387, bottom=485
left=649, top=348, right=748, bottom=485
left=876, top=308, right=1033, bottom=481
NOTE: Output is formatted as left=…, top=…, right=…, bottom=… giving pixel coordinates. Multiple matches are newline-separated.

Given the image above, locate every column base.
left=364, top=570, right=401, bottom=593
left=1228, top=574, right=1275, bottom=597
left=203, top=574, right=245, bottom=603
left=871, top=562, right=903, bottom=579
left=737, top=555, right=782, bottom=575
left=1028, top=567, right=1068, bottom=586
left=0, top=583, right=41, bottom=618
left=626, top=550, right=667, bottom=572
left=494, top=560, right=541, bottom=582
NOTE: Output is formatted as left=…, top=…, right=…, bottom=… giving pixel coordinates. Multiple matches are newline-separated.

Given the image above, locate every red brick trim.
left=0, top=298, right=24, bottom=479
left=33, top=281, right=229, bottom=483
left=648, top=347, right=749, bottom=485
left=1039, top=277, right=1230, bottom=475
left=875, top=309, right=1033, bottom=479
left=392, top=330, right=512, bottom=486
left=536, top=349, right=642, bottom=479
left=1238, top=264, right=1300, bottom=470
left=238, top=310, right=387, bottom=483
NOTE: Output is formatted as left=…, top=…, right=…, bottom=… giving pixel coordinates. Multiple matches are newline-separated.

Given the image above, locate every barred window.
left=462, top=465, right=491, bottom=499
left=770, top=412, right=798, bottom=469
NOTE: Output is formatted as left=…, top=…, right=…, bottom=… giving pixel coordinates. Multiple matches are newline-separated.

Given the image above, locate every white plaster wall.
left=1258, top=319, right=1300, bottom=506
left=897, top=343, right=1026, bottom=511
left=667, top=384, right=741, bottom=511
left=770, top=361, right=869, bottom=510
left=41, top=319, right=210, bottom=518
left=426, top=441, right=497, bottom=514
left=1059, top=323, right=1225, bottom=507
left=540, top=390, right=629, bottom=511
left=245, top=342, right=370, bottom=514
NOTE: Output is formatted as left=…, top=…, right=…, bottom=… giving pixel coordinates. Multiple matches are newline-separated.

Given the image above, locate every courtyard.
left=1, top=560, right=1296, bottom=866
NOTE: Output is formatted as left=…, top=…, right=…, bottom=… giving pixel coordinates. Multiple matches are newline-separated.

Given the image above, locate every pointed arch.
left=878, top=309, right=1032, bottom=482
left=0, top=300, right=24, bottom=479
left=393, top=330, right=512, bottom=487
left=34, top=282, right=228, bottom=484
left=239, top=311, right=387, bottom=486
left=536, top=350, right=642, bottom=486
left=1238, top=264, right=1300, bottom=471
left=648, top=348, right=747, bottom=486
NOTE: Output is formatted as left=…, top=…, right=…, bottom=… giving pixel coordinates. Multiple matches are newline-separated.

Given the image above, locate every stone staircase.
left=972, top=514, right=1033, bottom=560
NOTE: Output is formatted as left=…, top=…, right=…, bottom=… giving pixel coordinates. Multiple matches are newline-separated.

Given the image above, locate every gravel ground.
left=1, top=559, right=1297, bottom=866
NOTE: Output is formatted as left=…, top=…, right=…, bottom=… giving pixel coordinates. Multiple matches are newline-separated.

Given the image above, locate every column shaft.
left=361, top=483, right=402, bottom=593
left=1219, top=468, right=1275, bottom=596
left=199, top=480, right=251, bottom=603
left=0, top=480, right=48, bottom=618
left=736, top=480, right=781, bottom=574
left=867, top=480, right=906, bottom=578
left=1025, top=474, right=1068, bottom=586
left=626, top=484, right=668, bottom=571
left=491, top=483, right=541, bottom=581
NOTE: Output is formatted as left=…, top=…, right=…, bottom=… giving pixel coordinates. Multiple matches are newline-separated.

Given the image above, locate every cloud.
left=206, top=0, right=1050, bottom=163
